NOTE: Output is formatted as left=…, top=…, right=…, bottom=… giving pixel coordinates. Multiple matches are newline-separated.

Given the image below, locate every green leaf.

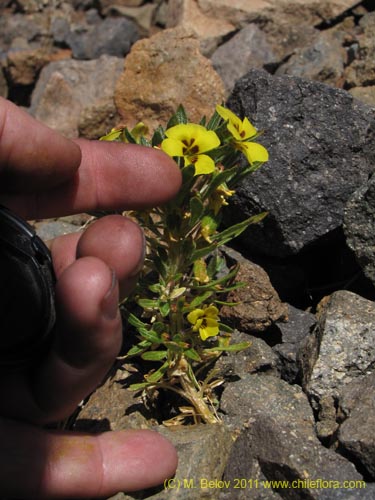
left=204, top=341, right=251, bottom=353
left=166, top=104, right=188, bottom=128
left=185, top=291, right=213, bottom=311
left=184, top=348, right=201, bottom=361
left=123, top=127, right=137, bottom=143
left=129, top=381, right=151, bottom=390
left=126, top=340, right=152, bottom=357
left=211, top=213, right=268, bottom=246
left=190, top=242, right=218, bottom=262
left=159, top=302, right=170, bottom=317
left=189, top=197, right=204, bottom=227
left=151, top=126, right=166, bottom=147
left=127, top=313, right=147, bottom=330
left=141, top=351, right=168, bottom=361
left=206, top=108, right=223, bottom=130
left=139, top=329, right=163, bottom=344
left=137, top=298, right=159, bottom=309
left=218, top=322, right=234, bottom=333
left=145, top=361, right=169, bottom=383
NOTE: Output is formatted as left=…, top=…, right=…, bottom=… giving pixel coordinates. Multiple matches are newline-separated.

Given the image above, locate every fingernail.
left=129, top=229, right=146, bottom=277
left=101, top=269, right=119, bottom=320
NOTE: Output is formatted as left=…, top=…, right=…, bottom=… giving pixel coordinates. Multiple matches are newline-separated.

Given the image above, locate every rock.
left=106, top=424, right=234, bottom=500
left=216, top=330, right=279, bottom=380
left=33, top=220, right=82, bottom=241
left=11, top=0, right=59, bottom=13
left=275, top=29, right=347, bottom=88
left=300, top=291, right=375, bottom=415
left=344, top=12, right=375, bottom=88
left=349, top=86, right=375, bottom=108
left=29, top=55, right=123, bottom=138
left=102, top=3, right=158, bottom=35
left=211, top=24, right=277, bottom=94
left=114, top=27, right=226, bottom=130
left=197, top=0, right=360, bottom=27
left=226, top=69, right=375, bottom=257
left=63, top=14, right=139, bottom=60
left=344, top=173, right=375, bottom=287
left=220, top=249, right=288, bottom=334
left=73, top=364, right=154, bottom=432
left=221, top=374, right=362, bottom=498
left=337, top=372, right=375, bottom=480
left=6, top=47, right=56, bottom=86
left=100, top=0, right=146, bottom=8
left=273, top=304, right=316, bottom=383
left=166, top=0, right=235, bottom=56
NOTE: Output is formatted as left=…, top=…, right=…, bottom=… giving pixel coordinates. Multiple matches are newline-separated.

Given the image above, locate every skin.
left=0, top=97, right=182, bottom=498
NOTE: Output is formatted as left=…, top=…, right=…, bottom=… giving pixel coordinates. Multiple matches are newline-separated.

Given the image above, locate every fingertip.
left=98, top=429, right=178, bottom=493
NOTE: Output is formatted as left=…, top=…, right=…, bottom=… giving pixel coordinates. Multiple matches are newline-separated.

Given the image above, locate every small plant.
left=100, top=105, right=269, bottom=424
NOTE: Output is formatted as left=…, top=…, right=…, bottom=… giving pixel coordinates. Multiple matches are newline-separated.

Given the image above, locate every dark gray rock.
left=273, top=304, right=316, bottom=383
left=338, top=372, right=375, bottom=480
left=221, top=374, right=362, bottom=499
left=226, top=69, right=375, bottom=257
left=344, top=174, right=375, bottom=288
left=318, top=485, right=375, bottom=500
left=300, top=291, right=375, bottom=415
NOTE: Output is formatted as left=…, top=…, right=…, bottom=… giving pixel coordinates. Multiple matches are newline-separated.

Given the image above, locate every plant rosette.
left=100, top=105, right=269, bottom=425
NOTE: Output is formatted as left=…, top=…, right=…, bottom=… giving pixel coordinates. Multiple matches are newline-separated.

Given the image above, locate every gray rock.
left=276, top=29, right=347, bottom=87
left=344, top=174, right=375, bottom=288
left=105, top=425, right=234, bottom=500
left=226, top=69, right=375, bottom=257
left=318, top=485, right=375, bottom=500
left=64, top=15, right=139, bottom=60
left=344, top=12, right=375, bottom=88
left=273, top=304, right=316, bottom=383
left=221, top=374, right=362, bottom=499
left=216, top=330, right=279, bottom=380
left=211, top=24, right=277, bottom=94
left=338, top=372, right=375, bottom=480
left=29, top=55, right=123, bottom=138
left=301, top=291, right=375, bottom=415
left=0, top=67, right=7, bottom=98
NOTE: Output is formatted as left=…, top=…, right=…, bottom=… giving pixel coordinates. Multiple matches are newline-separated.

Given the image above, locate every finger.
left=0, top=97, right=82, bottom=193
left=1, top=138, right=182, bottom=219
left=32, top=256, right=122, bottom=422
left=50, top=215, right=145, bottom=299
left=0, top=256, right=122, bottom=423
left=0, top=419, right=178, bottom=498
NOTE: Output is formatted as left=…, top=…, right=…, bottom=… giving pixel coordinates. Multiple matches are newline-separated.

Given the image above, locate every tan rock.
left=6, top=48, right=51, bottom=86
left=220, top=254, right=288, bottom=333
left=198, top=0, right=360, bottom=26
left=100, top=0, right=146, bottom=8
left=102, top=3, right=158, bottom=35
left=166, top=0, right=235, bottom=55
left=114, top=27, right=226, bottom=130
left=349, top=86, right=375, bottom=108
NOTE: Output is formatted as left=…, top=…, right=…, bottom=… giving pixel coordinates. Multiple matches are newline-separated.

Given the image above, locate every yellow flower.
left=209, top=184, right=235, bottom=215
left=99, top=122, right=148, bottom=144
left=216, top=105, right=269, bottom=164
left=187, top=305, right=220, bottom=341
left=161, top=123, right=220, bottom=175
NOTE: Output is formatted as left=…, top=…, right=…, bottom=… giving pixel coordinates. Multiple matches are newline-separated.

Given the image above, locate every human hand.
left=0, top=97, right=181, bottom=498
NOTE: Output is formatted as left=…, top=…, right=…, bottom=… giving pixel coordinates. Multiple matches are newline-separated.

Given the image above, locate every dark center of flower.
left=234, top=123, right=245, bottom=138
left=182, top=138, right=199, bottom=156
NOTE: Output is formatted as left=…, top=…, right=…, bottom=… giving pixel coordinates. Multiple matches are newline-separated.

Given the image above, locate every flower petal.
left=192, top=154, right=216, bottom=175
left=242, top=117, right=257, bottom=139
left=187, top=309, right=204, bottom=325
left=161, top=137, right=185, bottom=157
left=205, top=305, right=219, bottom=318
left=239, top=142, right=269, bottom=164
left=199, top=319, right=219, bottom=341
left=166, top=124, right=220, bottom=153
